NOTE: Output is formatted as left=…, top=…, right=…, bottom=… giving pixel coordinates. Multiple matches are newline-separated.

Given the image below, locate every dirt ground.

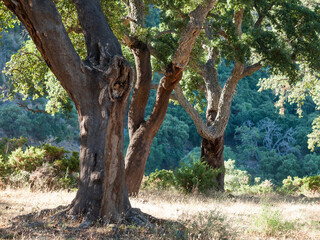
left=1, top=188, right=320, bottom=239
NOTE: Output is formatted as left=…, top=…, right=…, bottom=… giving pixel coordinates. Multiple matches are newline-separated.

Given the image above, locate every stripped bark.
left=125, top=0, right=217, bottom=195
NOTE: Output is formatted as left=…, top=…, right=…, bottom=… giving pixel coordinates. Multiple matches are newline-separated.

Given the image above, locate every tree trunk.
left=69, top=79, right=131, bottom=220
left=125, top=129, right=152, bottom=195
left=201, top=136, right=225, bottom=190
left=125, top=65, right=182, bottom=195
left=2, top=0, right=134, bottom=221
left=200, top=106, right=225, bottom=190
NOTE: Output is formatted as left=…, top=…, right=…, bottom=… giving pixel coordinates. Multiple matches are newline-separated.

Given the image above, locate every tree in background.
left=259, top=64, right=320, bottom=151
left=1, top=0, right=134, bottom=222
left=172, top=0, right=320, bottom=190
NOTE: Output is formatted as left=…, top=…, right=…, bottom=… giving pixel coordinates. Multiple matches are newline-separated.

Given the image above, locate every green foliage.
left=259, top=152, right=301, bottom=185
left=143, top=169, right=175, bottom=190
left=175, top=159, right=220, bottom=193
left=0, top=102, right=78, bottom=142
left=225, top=159, right=274, bottom=194
left=0, top=136, right=27, bottom=158
left=259, top=63, right=320, bottom=151
left=42, top=144, right=66, bottom=162
left=3, top=40, right=73, bottom=114
left=180, top=147, right=201, bottom=165
left=8, top=146, right=45, bottom=172
left=280, top=175, right=320, bottom=194
left=146, top=112, right=190, bottom=173
left=0, top=2, right=18, bottom=32
left=54, top=151, right=79, bottom=173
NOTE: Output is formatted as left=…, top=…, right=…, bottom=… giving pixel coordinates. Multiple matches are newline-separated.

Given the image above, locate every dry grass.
left=1, top=188, right=320, bottom=239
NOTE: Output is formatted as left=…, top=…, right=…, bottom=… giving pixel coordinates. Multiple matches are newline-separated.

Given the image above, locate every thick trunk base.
left=201, top=135, right=225, bottom=191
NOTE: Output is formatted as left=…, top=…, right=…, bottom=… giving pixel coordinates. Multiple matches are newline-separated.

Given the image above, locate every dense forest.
left=0, top=19, right=319, bottom=187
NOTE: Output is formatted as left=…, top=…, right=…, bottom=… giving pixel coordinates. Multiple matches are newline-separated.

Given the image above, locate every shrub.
left=42, top=144, right=66, bottom=163
left=29, top=163, right=59, bottom=191
left=302, top=175, right=320, bottom=192
left=8, top=146, right=45, bottom=172
left=279, top=176, right=301, bottom=195
left=143, top=169, right=175, bottom=190
left=279, top=175, right=320, bottom=194
left=175, top=160, right=220, bottom=194
left=224, top=159, right=251, bottom=192
left=184, top=211, right=234, bottom=240
left=252, top=204, right=294, bottom=236
left=0, top=155, right=7, bottom=174
left=53, top=151, right=79, bottom=173
left=7, top=170, right=30, bottom=188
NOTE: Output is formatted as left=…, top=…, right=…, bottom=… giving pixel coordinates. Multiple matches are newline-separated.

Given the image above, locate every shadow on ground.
left=0, top=206, right=188, bottom=240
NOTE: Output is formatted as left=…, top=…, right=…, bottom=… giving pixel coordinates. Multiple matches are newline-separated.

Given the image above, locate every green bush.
left=53, top=151, right=79, bottom=173
left=8, top=146, right=45, bottom=172
left=279, top=176, right=301, bottom=195
left=0, top=139, right=80, bottom=190
left=224, top=159, right=251, bottom=192
left=224, top=159, right=274, bottom=194
left=42, top=144, right=66, bottom=163
left=8, top=170, right=30, bottom=188
left=303, top=175, right=320, bottom=192
left=175, top=160, right=220, bottom=194
left=143, top=169, right=176, bottom=190
left=280, top=175, right=320, bottom=194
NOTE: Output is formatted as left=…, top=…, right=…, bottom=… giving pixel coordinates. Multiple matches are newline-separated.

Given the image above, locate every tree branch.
left=144, top=0, right=217, bottom=136
left=240, top=59, right=264, bottom=78
left=172, top=0, right=217, bottom=70
left=2, top=0, right=84, bottom=102
left=126, top=0, right=152, bottom=138
left=174, top=84, right=215, bottom=140
left=254, top=3, right=274, bottom=29
left=234, top=8, right=244, bottom=37
left=128, top=0, right=144, bottom=32
left=16, top=101, right=48, bottom=114
left=73, top=0, right=122, bottom=61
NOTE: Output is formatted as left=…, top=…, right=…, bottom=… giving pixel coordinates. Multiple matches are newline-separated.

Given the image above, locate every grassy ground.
left=0, top=188, right=320, bottom=239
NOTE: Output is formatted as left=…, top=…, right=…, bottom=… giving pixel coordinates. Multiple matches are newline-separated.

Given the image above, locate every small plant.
left=175, top=159, right=220, bottom=194
left=279, top=176, right=301, bottom=195
left=184, top=211, right=234, bottom=240
left=143, top=169, right=175, bottom=190
left=252, top=204, right=294, bottom=236
left=7, top=170, right=30, bottom=188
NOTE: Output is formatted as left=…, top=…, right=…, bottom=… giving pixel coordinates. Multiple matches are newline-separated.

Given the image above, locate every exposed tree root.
left=124, top=207, right=154, bottom=227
